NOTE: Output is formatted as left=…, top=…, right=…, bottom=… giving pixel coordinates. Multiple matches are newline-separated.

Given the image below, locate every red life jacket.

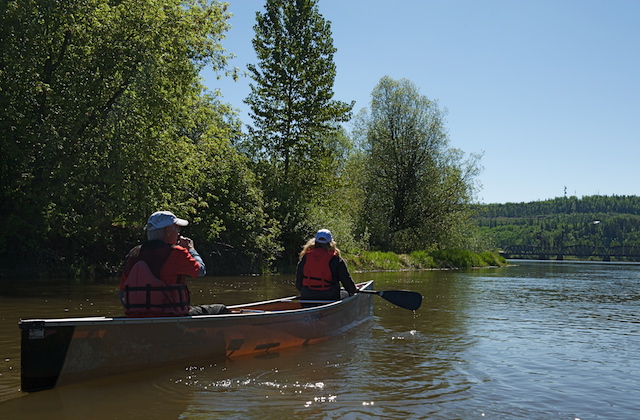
left=122, top=242, right=190, bottom=317
left=302, top=247, right=336, bottom=291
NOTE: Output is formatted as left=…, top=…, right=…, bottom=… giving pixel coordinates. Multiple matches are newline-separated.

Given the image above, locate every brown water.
left=0, top=261, right=639, bottom=419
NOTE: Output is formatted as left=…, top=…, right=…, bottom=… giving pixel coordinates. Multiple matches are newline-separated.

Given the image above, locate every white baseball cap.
left=315, top=229, right=333, bottom=244
left=145, top=211, right=189, bottom=230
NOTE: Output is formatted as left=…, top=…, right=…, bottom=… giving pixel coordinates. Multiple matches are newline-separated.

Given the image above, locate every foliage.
left=182, top=95, right=280, bottom=275
left=479, top=251, right=507, bottom=266
left=429, top=249, right=483, bottom=268
left=475, top=195, right=640, bottom=218
left=354, top=76, right=482, bottom=253
left=357, top=251, right=404, bottom=270
left=296, top=127, right=371, bottom=256
left=242, top=0, right=354, bottom=266
left=0, top=0, right=274, bottom=275
left=475, top=195, right=640, bottom=254
left=0, top=0, right=496, bottom=277
left=409, top=250, right=437, bottom=268
left=347, top=249, right=505, bottom=271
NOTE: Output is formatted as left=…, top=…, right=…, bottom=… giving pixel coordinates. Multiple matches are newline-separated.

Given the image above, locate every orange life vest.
left=302, top=247, right=336, bottom=291
left=122, top=243, right=190, bottom=317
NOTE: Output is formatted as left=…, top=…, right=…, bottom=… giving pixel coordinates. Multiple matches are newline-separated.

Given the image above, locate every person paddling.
left=119, top=211, right=228, bottom=316
left=295, top=229, right=357, bottom=300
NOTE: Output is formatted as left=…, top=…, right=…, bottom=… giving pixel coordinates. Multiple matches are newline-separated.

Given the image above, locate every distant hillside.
left=473, top=195, right=640, bottom=260
left=475, top=195, right=640, bottom=218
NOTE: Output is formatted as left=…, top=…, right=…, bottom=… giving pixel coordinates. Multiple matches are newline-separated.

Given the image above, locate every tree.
left=0, top=0, right=273, bottom=275
left=243, top=0, right=353, bottom=263
left=356, top=76, right=482, bottom=252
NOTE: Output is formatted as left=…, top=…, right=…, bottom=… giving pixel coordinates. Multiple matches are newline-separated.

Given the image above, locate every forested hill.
left=473, top=195, right=640, bottom=254
left=475, top=195, right=640, bottom=218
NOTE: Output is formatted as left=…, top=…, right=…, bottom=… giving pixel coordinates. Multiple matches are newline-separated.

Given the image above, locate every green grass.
left=346, top=249, right=506, bottom=271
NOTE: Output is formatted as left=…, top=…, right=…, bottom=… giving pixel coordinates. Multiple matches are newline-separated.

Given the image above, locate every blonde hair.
left=298, top=238, right=341, bottom=260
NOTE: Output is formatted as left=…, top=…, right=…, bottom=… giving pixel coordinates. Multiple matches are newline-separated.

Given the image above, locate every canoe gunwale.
left=19, top=280, right=373, bottom=328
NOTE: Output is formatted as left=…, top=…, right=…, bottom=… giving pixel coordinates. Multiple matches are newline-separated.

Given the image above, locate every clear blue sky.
left=201, top=0, right=640, bottom=204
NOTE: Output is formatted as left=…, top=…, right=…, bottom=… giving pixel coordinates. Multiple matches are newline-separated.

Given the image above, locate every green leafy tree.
left=356, top=76, right=482, bottom=253
left=0, top=0, right=274, bottom=275
left=243, top=0, right=353, bottom=264
left=298, top=127, right=370, bottom=255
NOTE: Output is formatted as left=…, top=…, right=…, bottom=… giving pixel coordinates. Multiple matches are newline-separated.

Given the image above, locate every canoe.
left=19, top=281, right=375, bottom=392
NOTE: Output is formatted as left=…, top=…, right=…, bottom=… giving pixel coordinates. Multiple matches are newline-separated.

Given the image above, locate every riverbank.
left=346, top=249, right=507, bottom=272
left=0, top=249, right=507, bottom=279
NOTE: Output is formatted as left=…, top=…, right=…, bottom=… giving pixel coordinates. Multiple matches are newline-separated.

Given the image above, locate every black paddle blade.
left=378, top=290, right=422, bottom=311
left=359, top=289, right=423, bottom=311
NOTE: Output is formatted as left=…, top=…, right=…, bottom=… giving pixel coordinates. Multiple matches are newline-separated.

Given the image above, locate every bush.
left=479, top=251, right=507, bottom=266
left=409, top=250, right=436, bottom=268
left=430, top=248, right=485, bottom=268
left=346, top=248, right=505, bottom=272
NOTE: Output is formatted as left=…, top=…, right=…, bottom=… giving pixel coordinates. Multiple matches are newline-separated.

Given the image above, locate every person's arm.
left=177, top=236, right=206, bottom=277
left=336, top=258, right=357, bottom=295
left=119, top=245, right=141, bottom=307
left=295, top=256, right=306, bottom=292
left=164, top=247, right=201, bottom=282
left=188, top=248, right=206, bottom=277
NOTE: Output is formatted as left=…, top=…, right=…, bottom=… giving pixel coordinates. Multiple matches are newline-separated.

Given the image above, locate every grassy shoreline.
left=346, top=249, right=507, bottom=272
left=0, top=249, right=507, bottom=279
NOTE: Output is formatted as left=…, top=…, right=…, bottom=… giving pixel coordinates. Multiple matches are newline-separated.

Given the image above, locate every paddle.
left=358, top=289, right=423, bottom=311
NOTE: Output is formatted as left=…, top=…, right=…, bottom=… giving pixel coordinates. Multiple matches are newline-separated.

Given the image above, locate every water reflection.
left=0, top=366, right=197, bottom=420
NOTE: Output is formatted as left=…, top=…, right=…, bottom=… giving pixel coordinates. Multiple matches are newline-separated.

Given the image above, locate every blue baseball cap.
left=315, top=229, right=333, bottom=244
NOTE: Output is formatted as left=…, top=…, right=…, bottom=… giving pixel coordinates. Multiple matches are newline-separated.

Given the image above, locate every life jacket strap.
left=124, top=284, right=190, bottom=310
left=302, top=275, right=332, bottom=290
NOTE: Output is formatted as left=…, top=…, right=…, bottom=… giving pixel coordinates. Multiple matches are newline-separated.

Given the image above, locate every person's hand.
left=178, top=236, right=195, bottom=250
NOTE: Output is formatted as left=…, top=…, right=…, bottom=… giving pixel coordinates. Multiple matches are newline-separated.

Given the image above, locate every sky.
left=201, top=0, right=640, bottom=204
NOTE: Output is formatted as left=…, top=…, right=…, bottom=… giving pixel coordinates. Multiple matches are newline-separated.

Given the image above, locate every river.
left=0, top=260, right=638, bottom=419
